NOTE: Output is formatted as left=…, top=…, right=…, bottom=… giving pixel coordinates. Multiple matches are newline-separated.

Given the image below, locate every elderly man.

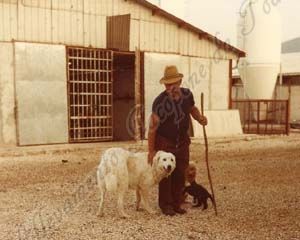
left=148, top=65, right=207, bottom=216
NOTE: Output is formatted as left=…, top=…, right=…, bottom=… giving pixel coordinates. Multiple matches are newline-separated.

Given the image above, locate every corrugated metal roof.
left=134, top=0, right=246, bottom=57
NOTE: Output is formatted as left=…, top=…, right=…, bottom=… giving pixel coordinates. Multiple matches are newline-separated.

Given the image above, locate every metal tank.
left=237, top=0, right=282, bottom=100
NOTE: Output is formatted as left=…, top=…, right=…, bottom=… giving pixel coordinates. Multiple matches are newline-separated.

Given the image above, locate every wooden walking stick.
left=201, top=93, right=218, bottom=216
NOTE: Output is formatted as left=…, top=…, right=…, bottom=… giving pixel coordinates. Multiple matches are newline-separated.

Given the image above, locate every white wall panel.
left=188, top=58, right=210, bottom=109
left=210, top=59, right=230, bottom=110
left=152, top=21, right=159, bottom=51
left=139, top=20, right=146, bottom=50
left=195, top=110, right=243, bottom=137
left=96, top=16, right=107, bottom=48
left=169, top=23, right=178, bottom=53
left=179, top=28, right=189, bottom=55
left=9, top=2, right=18, bottom=40
left=130, top=19, right=140, bottom=51
left=0, top=2, right=17, bottom=41
left=158, top=22, right=165, bottom=52
left=144, top=20, right=153, bottom=51
left=14, top=42, right=68, bottom=145
left=113, top=0, right=140, bottom=18
left=51, top=9, right=65, bottom=44
left=188, top=57, right=211, bottom=137
left=0, top=43, right=16, bottom=145
left=148, top=20, right=156, bottom=52
left=0, top=4, right=8, bottom=41
left=83, top=12, right=93, bottom=47
left=40, top=0, right=52, bottom=42
left=139, top=3, right=153, bottom=21
left=165, top=24, right=172, bottom=52
left=188, top=33, right=197, bottom=56
left=70, top=7, right=84, bottom=45
left=63, top=11, right=74, bottom=45
left=180, top=56, right=190, bottom=84
left=84, top=0, right=94, bottom=47
left=291, top=87, right=300, bottom=121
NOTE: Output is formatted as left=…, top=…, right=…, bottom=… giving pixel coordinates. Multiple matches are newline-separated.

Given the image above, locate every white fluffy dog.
left=96, top=147, right=176, bottom=218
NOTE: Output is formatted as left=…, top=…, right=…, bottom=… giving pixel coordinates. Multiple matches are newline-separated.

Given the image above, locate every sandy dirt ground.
left=0, top=134, right=300, bottom=240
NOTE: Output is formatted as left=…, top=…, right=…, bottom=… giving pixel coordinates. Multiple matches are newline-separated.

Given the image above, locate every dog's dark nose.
left=167, top=165, right=172, bottom=171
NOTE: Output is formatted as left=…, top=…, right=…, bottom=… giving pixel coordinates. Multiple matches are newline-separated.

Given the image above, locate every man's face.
left=165, top=80, right=182, bottom=99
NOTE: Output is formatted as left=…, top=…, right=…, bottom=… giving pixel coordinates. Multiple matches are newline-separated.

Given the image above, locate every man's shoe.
left=173, top=206, right=187, bottom=214
left=161, top=206, right=176, bottom=216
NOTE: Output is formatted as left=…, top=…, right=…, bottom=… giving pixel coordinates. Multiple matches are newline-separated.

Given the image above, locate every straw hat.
left=160, top=65, right=184, bottom=84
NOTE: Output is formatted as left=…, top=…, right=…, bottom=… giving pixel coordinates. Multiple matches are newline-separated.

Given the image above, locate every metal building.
left=0, top=0, right=245, bottom=146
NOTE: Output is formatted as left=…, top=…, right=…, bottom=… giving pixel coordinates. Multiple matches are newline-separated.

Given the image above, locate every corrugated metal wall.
left=0, top=0, right=238, bottom=59
left=0, top=0, right=108, bottom=48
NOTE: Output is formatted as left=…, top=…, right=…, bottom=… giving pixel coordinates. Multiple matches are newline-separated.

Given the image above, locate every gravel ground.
left=0, top=134, right=300, bottom=240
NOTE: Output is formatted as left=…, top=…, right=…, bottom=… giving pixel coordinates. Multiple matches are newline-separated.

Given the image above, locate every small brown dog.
left=184, top=162, right=215, bottom=210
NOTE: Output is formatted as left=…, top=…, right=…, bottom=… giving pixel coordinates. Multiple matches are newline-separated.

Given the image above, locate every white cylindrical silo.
left=237, top=0, right=282, bottom=100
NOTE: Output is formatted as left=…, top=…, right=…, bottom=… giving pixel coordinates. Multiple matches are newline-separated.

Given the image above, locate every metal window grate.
left=67, top=47, right=113, bottom=142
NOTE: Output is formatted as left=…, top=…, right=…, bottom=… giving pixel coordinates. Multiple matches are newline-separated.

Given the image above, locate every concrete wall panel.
left=210, top=59, right=230, bottom=110
left=188, top=57, right=211, bottom=134
left=193, top=110, right=243, bottom=138
left=15, top=42, right=68, bottom=145
left=0, top=43, right=17, bottom=145
left=188, top=57, right=210, bottom=109
left=290, top=87, right=300, bottom=121
left=275, top=86, right=300, bottom=121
